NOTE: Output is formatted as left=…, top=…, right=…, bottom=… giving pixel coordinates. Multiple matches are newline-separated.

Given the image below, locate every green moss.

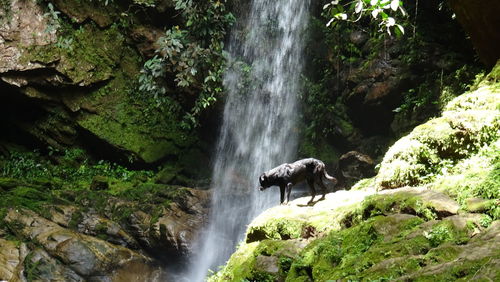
left=217, top=191, right=495, bottom=281
left=108, top=182, right=189, bottom=208
left=433, top=139, right=500, bottom=219
left=351, top=177, right=376, bottom=191
left=246, top=218, right=306, bottom=243
left=22, top=22, right=123, bottom=85
left=68, top=210, right=83, bottom=229
left=286, top=215, right=429, bottom=281
left=210, top=239, right=305, bottom=282
left=0, top=181, right=57, bottom=219
left=423, top=245, right=461, bottom=265
left=414, top=257, right=496, bottom=281
left=344, top=192, right=439, bottom=226
left=19, top=17, right=196, bottom=164
left=77, top=68, right=195, bottom=164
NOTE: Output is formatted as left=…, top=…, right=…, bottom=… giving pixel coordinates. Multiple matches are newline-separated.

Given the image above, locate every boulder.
left=465, top=197, right=495, bottom=213
left=338, top=151, right=375, bottom=188
left=213, top=188, right=497, bottom=282
left=0, top=239, right=27, bottom=281
left=254, top=255, right=279, bottom=275
left=23, top=248, right=85, bottom=281
left=127, top=188, right=210, bottom=257
left=4, top=209, right=163, bottom=280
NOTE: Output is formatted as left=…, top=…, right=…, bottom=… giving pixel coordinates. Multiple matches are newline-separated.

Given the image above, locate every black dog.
left=258, top=158, right=337, bottom=204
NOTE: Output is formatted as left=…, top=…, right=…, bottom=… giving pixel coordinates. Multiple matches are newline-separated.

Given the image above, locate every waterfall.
left=185, top=0, right=310, bottom=280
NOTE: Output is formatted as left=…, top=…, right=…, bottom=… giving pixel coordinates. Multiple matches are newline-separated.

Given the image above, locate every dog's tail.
left=322, top=170, right=338, bottom=185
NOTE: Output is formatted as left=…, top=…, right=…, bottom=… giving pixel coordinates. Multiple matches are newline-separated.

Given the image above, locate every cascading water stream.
left=185, top=0, right=310, bottom=280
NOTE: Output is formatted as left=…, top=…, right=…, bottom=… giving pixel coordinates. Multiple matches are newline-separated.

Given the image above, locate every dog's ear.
left=259, top=174, right=266, bottom=184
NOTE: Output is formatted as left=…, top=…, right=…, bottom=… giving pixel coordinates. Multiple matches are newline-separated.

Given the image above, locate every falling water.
left=186, top=0, right=310, bottom=280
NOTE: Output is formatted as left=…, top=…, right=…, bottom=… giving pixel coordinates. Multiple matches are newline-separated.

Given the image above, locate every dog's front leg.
left=285, top=183, right=293, bottom=204
left=279, top=185, right=286, bottom=205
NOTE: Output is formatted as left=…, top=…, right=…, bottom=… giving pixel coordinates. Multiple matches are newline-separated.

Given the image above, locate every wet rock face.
left=49, top=189, right=210, bottom=259
left=124, top=189, right=211, bottom=258
left=449, top=0, right=500, bottom=68
left=0, top=0, right=207, bottom=170
left=343, top=52, right=412, bottom=135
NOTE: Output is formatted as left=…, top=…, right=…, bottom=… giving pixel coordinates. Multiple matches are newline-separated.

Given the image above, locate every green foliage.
left=423, top=221, right=469, bottom=247
left=423, top=224, right=452, bottom=247
left=138, top=0, right=235, bottom=129
left=1, top=151, right=50, bottom=179
left=393, top=64, right=484, bottom=115
left=0, top=149, right=188, bottom=228
left=0, top=0, right=12, bottom=23
left=0, top=149, right=153, bottom=184
left=324, top=0, right=407, bottom=36
left=479, top=214, right=493, bottom=228
left=138, top=55, right=167, bottom=104
left=0, top=182, right=55, bottom=218
left=43, top=2, right=61, bottom=33
left=300, top=76, right=338, bottom=141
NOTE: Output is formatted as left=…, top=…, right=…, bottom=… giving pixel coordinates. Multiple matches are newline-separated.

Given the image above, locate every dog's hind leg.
left=317, top=179, right=328, bottom=200
left=279, top=185, right=286, bottom=204
left=285, top=183, right=293, bottom=204
left=307, top=179, right=316, bottom=204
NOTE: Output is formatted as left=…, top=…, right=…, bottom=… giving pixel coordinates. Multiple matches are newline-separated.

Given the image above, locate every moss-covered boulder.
left=3, top=209, right=162, bottom=280
left=211, top=188, right=498, bottom=281
left=0, top=174, right=210, bottom=279
left=375, top=62, right=500, bottom=190
left=376, top=87, right=499, bottom=189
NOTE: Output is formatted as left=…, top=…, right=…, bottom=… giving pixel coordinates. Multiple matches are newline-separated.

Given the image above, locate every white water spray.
left=186, top=0, right=310, bottom=280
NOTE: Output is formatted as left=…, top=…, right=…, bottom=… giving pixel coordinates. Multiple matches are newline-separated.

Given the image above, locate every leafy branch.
left=138, top=0, right=235, bottom=130
left=324, top=0, right=407, bottom=36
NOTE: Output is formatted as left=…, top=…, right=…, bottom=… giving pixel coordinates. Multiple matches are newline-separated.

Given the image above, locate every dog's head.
left=258, top=174, right=271, bottom=191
